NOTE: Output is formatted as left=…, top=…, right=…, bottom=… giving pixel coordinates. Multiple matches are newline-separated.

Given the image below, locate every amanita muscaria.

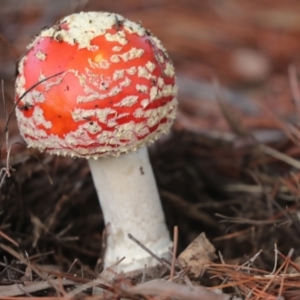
left=15, top=11, right=177, bottom=272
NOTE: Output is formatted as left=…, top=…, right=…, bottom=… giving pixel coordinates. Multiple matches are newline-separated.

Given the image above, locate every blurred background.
left=1, top=0, right=300, bottom=281
left=2, top=0, right=300, bottom=132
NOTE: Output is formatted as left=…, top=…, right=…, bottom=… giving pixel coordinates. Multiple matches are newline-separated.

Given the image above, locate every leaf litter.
left=1, top=0, right=300, bottom=299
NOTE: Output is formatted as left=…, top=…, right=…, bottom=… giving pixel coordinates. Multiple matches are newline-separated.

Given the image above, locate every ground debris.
left=178, top=232, right=217, bottom=278
left=1, top=1, right=300, bottom=299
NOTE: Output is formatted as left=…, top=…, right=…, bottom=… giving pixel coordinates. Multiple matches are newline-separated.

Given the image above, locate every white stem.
left=88, top=147, right=172, bottom=272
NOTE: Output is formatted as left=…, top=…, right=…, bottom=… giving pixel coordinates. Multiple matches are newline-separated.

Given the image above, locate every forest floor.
left=1, top=1, right=300, bottom=299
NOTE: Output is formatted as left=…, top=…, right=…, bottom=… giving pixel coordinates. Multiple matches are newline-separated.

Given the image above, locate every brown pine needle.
left=0, top=230, right=19, bottom=247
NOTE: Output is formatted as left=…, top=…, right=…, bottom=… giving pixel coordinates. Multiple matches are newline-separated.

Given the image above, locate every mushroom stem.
left=88, top=146, right=172, bottom=272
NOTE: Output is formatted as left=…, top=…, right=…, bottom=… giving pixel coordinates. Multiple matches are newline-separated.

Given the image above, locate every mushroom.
left=15, top=11, right=177, bottom=272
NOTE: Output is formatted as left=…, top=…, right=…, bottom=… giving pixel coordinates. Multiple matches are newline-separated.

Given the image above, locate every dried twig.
left=128, top=233, right=171, bottom=269
left=170, top=225, right=178, bottom=281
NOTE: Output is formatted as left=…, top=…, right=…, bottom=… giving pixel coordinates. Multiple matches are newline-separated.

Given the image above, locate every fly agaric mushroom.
left=15, top=11, right=177, bottom=272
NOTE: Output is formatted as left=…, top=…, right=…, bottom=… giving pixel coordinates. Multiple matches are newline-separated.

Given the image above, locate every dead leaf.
left=125, top=279, right=241, bottom=300
left=178, top=232, right=217, bottom=277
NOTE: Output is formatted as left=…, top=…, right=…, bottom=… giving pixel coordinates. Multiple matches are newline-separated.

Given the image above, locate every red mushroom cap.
left=15, top=12, right=177, bottom=158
